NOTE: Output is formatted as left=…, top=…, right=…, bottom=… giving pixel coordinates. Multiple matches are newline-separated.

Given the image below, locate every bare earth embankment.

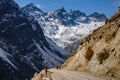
left=32, top=69, right=113, bottom=80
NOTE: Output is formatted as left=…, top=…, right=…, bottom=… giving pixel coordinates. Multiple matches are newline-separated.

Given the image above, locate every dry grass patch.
left=85, top=47, right=94, bottom=61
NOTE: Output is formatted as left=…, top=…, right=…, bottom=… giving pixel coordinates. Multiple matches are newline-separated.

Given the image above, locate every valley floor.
left=32, top=69, right=114, bottom=80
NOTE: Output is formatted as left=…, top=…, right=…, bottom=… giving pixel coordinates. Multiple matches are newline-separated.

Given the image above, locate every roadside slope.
left=62, top=8, right=120, bottom=79
left=32, top=69, right=112, bottom=80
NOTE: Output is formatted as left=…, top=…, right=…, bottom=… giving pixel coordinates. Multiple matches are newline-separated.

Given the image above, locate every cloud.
left=35, top=3, right=58, bottom=11
left=36, top=4, right=41, bottom=8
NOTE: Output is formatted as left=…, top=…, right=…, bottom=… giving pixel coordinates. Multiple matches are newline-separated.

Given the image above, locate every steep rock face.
left=62, top=9, right=120, bottom=79
left=0, top=0, right=69, bottom=80
left=88, top=12, right=107, bottom=22
left=23, top=4, right=106, bottom=53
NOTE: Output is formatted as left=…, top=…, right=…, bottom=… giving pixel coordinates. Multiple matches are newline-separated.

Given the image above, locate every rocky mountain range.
left=62, top=8, right=120, bottom=80
left=0, top=0, right=69, bottom=80
left=23, top=3, right=107, bottom=53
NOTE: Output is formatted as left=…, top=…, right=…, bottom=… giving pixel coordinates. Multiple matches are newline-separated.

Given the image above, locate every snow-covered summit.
left=23, top=3, right=106, bottom=53
left=88, top=12, right=107, bottom=22
left=23, top=3, right=43, bottom=13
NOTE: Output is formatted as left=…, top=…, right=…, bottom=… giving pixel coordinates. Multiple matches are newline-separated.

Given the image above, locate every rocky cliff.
left=0, top=0, right=69, bottom=80
left=62, top=8, right=120, bottom=79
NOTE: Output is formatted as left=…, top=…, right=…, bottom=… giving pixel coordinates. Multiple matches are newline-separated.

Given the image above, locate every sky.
left=14, top=0, right=120, bottom=18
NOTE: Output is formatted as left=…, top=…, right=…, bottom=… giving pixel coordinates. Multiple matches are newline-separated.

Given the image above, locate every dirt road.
left=49, top=69, right=112, bottom=80
left=32, top=69, right=114, bottom=80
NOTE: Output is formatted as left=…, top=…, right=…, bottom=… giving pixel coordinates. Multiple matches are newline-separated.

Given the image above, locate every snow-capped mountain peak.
left=26, top=3, right=35, bottom=7
left=24, top=3, right=42, bottom=12
left=88, top=12, right=107, bottom=22
left=54, top=7, right=67, bottom=14
left=23, top=3, right=44, bottom=17
left=70, top=10, right=86, bottom=17
left=23, top=3, right=107, bottom=53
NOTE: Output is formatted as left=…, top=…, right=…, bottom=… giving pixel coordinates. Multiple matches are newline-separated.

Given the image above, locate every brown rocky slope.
left=62, top=8, right=120, bottom=79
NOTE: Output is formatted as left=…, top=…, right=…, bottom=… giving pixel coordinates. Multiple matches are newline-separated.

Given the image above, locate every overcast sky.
left=14, top=0, right=120, bottom=18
